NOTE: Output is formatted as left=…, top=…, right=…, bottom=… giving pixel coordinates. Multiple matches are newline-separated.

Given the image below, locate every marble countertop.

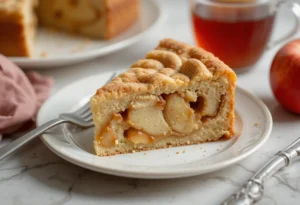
left=1, top=0, right=300, bottom=204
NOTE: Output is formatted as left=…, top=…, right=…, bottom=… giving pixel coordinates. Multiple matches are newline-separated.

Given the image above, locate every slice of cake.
left=37, top=0, right=140, bottom=39
left=90, top=38, right=236, bottom=156
left=0, top=0, right=140, bottom=57
left=0, top=0, right=38, bottom=57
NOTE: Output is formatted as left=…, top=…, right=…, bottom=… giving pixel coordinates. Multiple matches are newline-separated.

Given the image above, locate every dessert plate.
left=9, top=0, right=165, bottom=69
left=37, top=72, right=273, bottom=179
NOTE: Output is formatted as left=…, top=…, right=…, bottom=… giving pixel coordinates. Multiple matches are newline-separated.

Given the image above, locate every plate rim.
left=37, top=74, right=273, bottom=179
left=9, top=0, right=166, bottom=68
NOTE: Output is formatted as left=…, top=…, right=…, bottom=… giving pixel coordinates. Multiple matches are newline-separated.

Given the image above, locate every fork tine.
left=81, top=109, right=92, bottom=118
left=60, top=71, right=121, bottom=128
left=73, top=72, right=118, bottom=115
left=84, top=112, right=93, bottom=121
left=75, top=103, right=90, bottom=115
left=85, top=114, right=93, bottom=122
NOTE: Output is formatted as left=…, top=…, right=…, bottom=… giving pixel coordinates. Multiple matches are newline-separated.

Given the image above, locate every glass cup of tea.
left=190, top=0, right=300, bottom=72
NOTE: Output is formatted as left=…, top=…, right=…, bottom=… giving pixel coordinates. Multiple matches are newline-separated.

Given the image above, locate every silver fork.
left=0, top=72, right=117, bottom=161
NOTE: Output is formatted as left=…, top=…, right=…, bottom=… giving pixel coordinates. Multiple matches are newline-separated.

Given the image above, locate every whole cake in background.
left=0, top=0, right=140, bottom=57
left=90, top=38, right=236, bottom=156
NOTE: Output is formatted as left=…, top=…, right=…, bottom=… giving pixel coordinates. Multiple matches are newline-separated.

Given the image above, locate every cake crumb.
left=114, top=140, right=119, bottom=145
left=143, top=153, right=147, bottom=155
left=40, top=51, right=48, bottom=57
left=182, top=150, right=186, bottom=153
left=176, top=152, right=180, bottom=154
left=71, top=39, right=91, bottom=53
left=254, top=122, right=259, bottom=127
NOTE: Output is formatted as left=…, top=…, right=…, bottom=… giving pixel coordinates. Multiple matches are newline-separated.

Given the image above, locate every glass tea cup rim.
left=194, top=0, right=277, bottom=8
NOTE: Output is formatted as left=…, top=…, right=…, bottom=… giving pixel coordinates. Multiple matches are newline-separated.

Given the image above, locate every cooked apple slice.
left=126, top=128, right=155, bottom=144
left=205, top=91, right=221, bottom=116
left=164, top=94, right=194, bottom=134
left=128, top=106, right=171, bottom=136
left=99, top=126, right=117, bottom=148
left=97, top=113, right=123, bottom=147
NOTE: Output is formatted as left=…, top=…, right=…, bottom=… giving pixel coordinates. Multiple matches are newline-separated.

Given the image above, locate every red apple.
left=270, top=39, right=300, bottom=114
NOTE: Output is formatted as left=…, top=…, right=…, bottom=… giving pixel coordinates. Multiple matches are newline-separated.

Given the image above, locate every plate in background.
left=10, top=0, right=165, bottom=69
left=37, top=71, right=273, bottom=179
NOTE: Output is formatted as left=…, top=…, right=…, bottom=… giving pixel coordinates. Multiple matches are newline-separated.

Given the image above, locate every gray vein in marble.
left=48, top=172, right=71, bottom=184
left=0, top=166, right=26, bottom=172
left=273, top=175, right=299, bottom=193
left=263, top=195, right=278, bottom=205
left=259, top=152, right=273, bottom=158
left=0, top=161, right=64, bottom=182
left=47, top=169, right=87, bottom=205
left=103, top=178, right=151, bottom=196
left=127, top=179, right=140, bottom=190
left=203, top=176, right=241, bottom=187
left=296, top=177, right=300, bottom=191
left=236, top=164, right=255, bottom=174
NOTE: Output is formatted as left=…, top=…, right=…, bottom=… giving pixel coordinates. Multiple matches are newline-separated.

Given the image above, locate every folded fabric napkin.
left=0, top=55, right=53, bottom=141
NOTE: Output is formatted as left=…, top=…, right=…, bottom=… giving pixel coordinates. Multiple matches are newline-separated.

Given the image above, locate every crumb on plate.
left=40, top=51, right=47, bottom=57
left=71, top=39, right=91, bottom=53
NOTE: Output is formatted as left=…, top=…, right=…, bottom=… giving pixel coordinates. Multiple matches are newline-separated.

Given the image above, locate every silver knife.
left=222, top=137, right=300, bottom=205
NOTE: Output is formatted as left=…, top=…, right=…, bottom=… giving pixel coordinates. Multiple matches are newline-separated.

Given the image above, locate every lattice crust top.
left=94, top=38, right=236, bottom=101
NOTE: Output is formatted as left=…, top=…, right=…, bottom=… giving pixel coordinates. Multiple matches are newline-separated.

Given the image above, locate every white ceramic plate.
left=10, top=0, right=165, bottom=69
left=37, top=72, right=273, bottom=179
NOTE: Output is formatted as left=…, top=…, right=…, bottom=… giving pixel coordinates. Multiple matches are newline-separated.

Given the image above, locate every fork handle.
left=0, top=118, right=66, bottom=161
left=222, top=137, right=300, bottom=205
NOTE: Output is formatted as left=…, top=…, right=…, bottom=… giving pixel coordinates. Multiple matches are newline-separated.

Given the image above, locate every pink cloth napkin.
left=0, top=55, right=53, bottom=140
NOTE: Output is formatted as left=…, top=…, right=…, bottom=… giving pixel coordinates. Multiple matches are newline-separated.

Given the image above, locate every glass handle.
left=267, top=1, right=300, bottom=49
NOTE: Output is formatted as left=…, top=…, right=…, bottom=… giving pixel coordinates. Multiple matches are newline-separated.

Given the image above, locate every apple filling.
left=97, top=92, right=225, bottom=147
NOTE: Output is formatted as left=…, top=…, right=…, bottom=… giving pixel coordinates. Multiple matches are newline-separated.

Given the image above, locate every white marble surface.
left=1, top=0, right=300, bottom=204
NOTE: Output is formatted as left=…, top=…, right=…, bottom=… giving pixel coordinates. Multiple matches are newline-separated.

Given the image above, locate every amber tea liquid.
left=192, top=11, right=275, bottom=69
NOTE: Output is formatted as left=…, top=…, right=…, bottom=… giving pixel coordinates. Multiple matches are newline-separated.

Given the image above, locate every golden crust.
left=0, top=22, right=31, bottom=56
left=0, top=0, right=38, bottom=57
left=0, top=0, right=37, bottom=57
left=93, top=38, right=236, bottom=101
left=0, top=0, right=24, bottom=22
left=105, top=0, right=139, bottom=39
left=95, top=136, right=223, bottom=156
left=0, top=0, right=38, bottom=22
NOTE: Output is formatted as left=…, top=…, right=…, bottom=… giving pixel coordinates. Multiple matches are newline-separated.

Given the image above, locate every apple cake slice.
left=0, top=0, right=38, bottom=57
left=90, top=38, right=236, bottom=156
